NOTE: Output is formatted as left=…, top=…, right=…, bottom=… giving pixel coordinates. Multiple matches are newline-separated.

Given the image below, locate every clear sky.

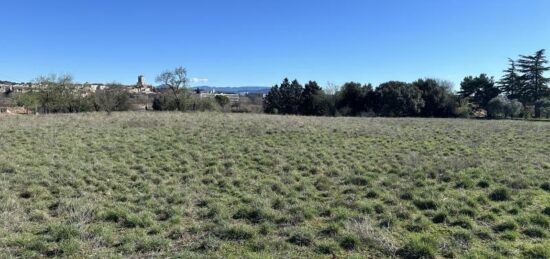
left=1, top=0, right=549, bottom=89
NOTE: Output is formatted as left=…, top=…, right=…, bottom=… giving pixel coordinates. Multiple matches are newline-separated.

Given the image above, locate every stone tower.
left=137, top=75, right=145, bottom=88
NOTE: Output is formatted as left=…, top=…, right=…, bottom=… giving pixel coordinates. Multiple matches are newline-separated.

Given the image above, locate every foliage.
left=486, top=96, right=523, bottom=119
left=93, top=85, right=131, bottom=113
left=517, top=49, right=550, bottom=117
left=412, top=79, right=456, bottom=117
left=376, top=81, right=424, bottom=116
left=459, top=74, right=501, bottom=109
left=214, top=95, right=230, bottom=109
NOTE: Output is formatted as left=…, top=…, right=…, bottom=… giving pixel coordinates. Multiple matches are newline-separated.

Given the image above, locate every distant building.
left=197, top=89, right=240, bottom=104
left=130, top=75, right=154, bottom=94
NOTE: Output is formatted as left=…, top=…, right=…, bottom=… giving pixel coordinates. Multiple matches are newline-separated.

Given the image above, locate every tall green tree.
left=279, top=79, right=303, bottom=114
left=263, top=85, right=282, bottom=114
left=517, top=49, right=549, bottom=117
left=300, top=81, right=325, bottom=116
left=498, top=59, right=523, bottom=101
left=459, top=74, right=500, bottom=109
left=337, top=82, right=371, bottom=116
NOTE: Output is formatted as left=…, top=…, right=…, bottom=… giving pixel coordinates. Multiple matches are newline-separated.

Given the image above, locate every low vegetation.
left=0, top=112, right=548, bottom=258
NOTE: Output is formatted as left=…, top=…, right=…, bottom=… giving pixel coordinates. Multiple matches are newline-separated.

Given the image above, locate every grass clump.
left=489, top=188, right=511, bottom=201
left=216, top=224, right=255, bottom=241
left=413, top=199, right=438, bottom=210
left=339, top=234, right=361, bottom=251
left=397, top=238, right=436, bottom=259
left=287, top=232, right=314, bottom=247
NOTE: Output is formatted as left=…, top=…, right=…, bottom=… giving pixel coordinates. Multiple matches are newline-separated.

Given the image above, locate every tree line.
left=13, top=75, right=133, bottom=113
left=264, top=49, right=550, bottom=118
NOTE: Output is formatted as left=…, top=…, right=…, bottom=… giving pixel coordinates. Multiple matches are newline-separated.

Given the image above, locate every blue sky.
left=1, top=0, right=549, bottom=89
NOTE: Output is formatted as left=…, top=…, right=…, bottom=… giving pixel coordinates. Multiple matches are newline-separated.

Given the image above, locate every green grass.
left=0, top=112, right=549, bottom=258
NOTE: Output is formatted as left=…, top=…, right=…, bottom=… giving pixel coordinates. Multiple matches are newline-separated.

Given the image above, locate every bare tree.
left=155, top=67, right=188, bottom=110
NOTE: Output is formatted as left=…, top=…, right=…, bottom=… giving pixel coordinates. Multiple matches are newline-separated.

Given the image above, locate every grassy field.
left=0, top=112, right=549, bottom=258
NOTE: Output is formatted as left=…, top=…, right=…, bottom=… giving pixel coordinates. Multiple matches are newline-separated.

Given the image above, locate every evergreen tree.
left=459, top=74, right=501, bottom=109
left=376, top=81, right=424, bottom=117
left=517, top=49, right=550, bottom=117
left=279, top=79, right=303, bottom=114
left=263, top=85, right=282, bottom=114
left=337, top=82, right=367, bottom=116
left=300, top=81, right=324, bottom=115
left=412, top=78, right=456, bottom=117
left=498, top=59, right=524, bottom=101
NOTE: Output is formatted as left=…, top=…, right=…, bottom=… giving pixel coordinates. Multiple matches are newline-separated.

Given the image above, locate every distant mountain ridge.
left=193, top=86, right=270, bottom=94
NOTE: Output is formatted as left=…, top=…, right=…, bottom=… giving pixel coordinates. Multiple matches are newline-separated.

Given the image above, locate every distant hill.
left=193, top=86, right=271, bottom=94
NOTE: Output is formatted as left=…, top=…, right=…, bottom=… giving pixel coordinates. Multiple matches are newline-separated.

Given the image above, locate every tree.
left=459, top=74, right=500, bottom=109
left=263, top=85, right=282, bottom=114
left=300, top=81, right=328, bottom=116
left=486, top=96, right=523, bottom=119
left=279, top=79, right=303, bottom=114
left=517, top=49, right=549, bottom=117
left=375, top=81, right=424, bottom=116
left=337, top=82, right=372, bottom=116
left=498, top=59, right=523, bottom=101
left=93, top=84, right=131, bottom=113
left=412, top=78, right=456, bottom=117
left=535, top=98, right=550, bottom=118
left=155, top=66, right=189, bottom=111
left=215, top=95, right=230, bottom=110
left=34, top=74, right=76, bottom=113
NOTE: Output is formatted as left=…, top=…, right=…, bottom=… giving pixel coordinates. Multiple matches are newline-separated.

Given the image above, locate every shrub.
left=489, top=188, right=511, bottom=201
left=541, top=182, right=550, bottom=192
left=543, top=207, right=550, bottom=216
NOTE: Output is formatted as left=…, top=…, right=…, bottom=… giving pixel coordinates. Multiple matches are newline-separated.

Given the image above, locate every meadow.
left=0, top=112, right=549, bottom=258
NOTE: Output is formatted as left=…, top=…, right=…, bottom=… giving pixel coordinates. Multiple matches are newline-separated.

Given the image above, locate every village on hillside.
left=0, top=76, right=264, bottom=114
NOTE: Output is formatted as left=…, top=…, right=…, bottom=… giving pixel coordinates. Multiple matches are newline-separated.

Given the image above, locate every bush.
left=486, top=96, right=523, bottom=119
